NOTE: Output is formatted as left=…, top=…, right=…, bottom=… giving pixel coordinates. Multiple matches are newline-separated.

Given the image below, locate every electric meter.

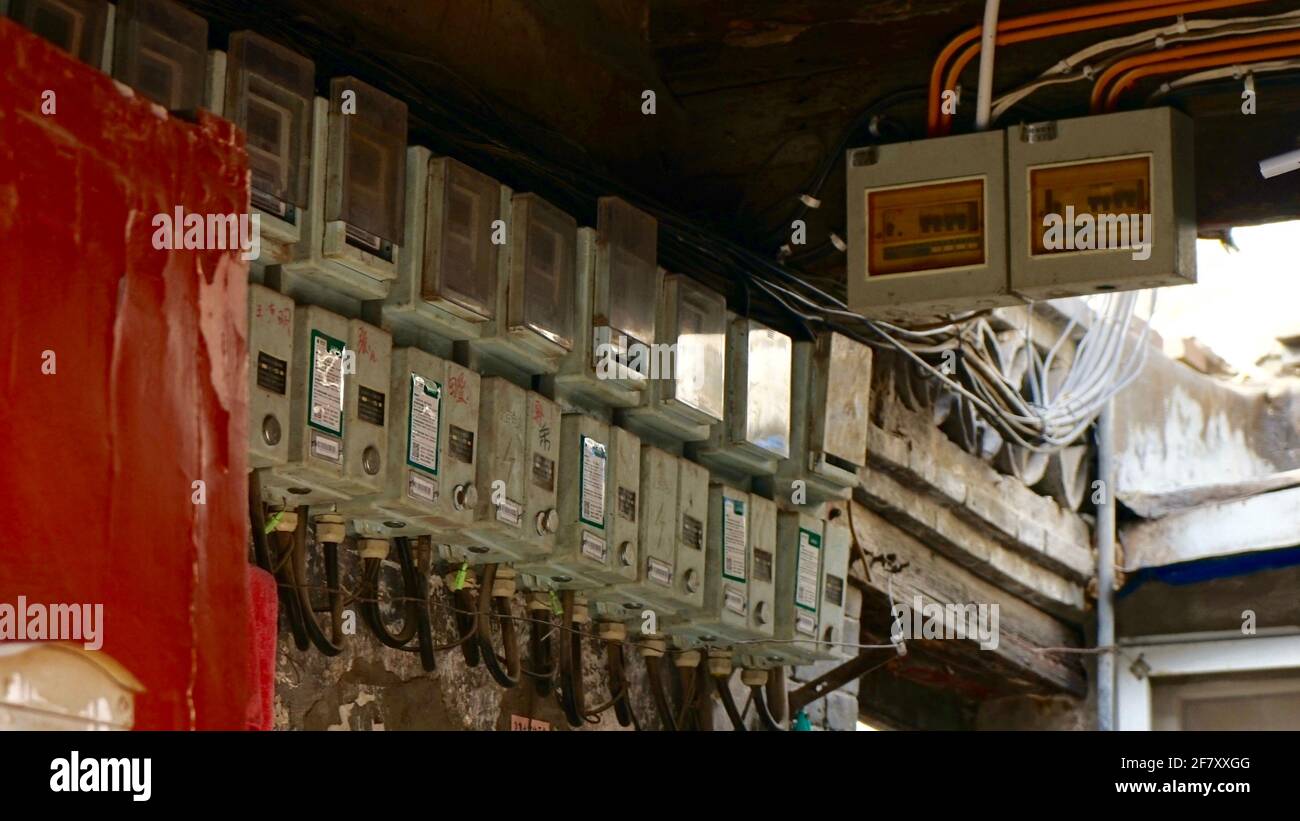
left=759, top=510, right=827, bottom=664
left=672, top=486, right=776, bottom=647
left=111, top=0, right=206, bottom=112
left=552, top=197, right=662, bottom=407
left=342, top=347, right=479, bottom=541
left=846, top=130, right=1017, bottom=322
left=770, top=332, right=872, bottom=503
left=1007, top=107, right=1196, bottom=299
left=813, top=518, right=852, bottom=662
left=383, top=148, right=508, bottom=343
left=256, top=304, right=351, bottom=507
left=338, top=319, right=391, bottom=499
left=6, top=0, right=111, bottom=70
left=690, top=316, right=792, bottom=478
left=620, top=273, right=726, bottom=443
left=220, top=31, right=314, bottom=268
left=277, top=77, right=407, bottom=304
left=462, top=377, right=560, bottom=564
left=591, top=447, right=710, bottom=624
left=469, top=192, right=576, bottom=377
left=518, top=415, right=639, bottom=589
left=248, top=284, right=294, bottom=469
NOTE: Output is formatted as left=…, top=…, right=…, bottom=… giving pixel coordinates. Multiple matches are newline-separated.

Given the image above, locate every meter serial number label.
left=722, top=497, right=746, bottom=582
left=581, top=530, right=607, bottom=563
left=407, top=471, right=437, bottom=503
left=579, top=436, right=606, bottom=528
left=308, top=331, right=346, bottom=435
left=866, top=178, right=985, bottom=276
left=647, top=557, right=673, bottom=587
left=796, top=610, right=817, bottom=637
left=724, top=584, right=747, bottom=616
left=407, top=375, right=441, bottom=475
left=310, top=430, right=342, bottom=464
left=795, top=528, right=821, bottom=613
left=496, top=498, right=523, bottom=527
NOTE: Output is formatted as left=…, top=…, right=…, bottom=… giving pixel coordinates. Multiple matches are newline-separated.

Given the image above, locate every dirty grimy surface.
left=274, top=569, right=665, bottom=731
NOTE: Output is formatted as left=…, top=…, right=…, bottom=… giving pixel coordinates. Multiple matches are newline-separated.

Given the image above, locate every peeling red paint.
left=0, top=20, right=251, bottom=729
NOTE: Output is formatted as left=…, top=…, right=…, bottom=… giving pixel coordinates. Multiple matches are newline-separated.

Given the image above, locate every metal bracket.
left=787, top=648, right=896, bottom=716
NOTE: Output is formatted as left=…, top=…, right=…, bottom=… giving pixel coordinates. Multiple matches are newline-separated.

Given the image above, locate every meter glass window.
left=744, top=325, right=791, bottom=458
left=866, top=177, right=985, bottom=276
left=511, top=195, right=575, bottom=350
left=425, top=159, right=499, bottom=320
left=112, top=0, right=207, bottom=112
left=1028, top=155, right=1152, bottom=257
left=10, top=0, right=108, bottom=65
left=330, top=77, right=407, bottom=246
left=672, top=278, right=725, bottom=420
left=599, top=198, right=658, bottom=347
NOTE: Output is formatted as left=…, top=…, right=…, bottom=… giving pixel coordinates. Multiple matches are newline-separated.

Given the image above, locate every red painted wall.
left=0, top=19, right=252, bottom=729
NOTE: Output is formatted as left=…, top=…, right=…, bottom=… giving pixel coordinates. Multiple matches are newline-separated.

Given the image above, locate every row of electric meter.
left=847, top=106, right=1197, bottom=322
left=249, top=284, right=851, bottom=663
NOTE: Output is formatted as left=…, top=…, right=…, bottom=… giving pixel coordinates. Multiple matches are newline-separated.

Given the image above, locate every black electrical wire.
left=556, top=591, right=585, bottom=728
left=475, top=564, right=522, bottom=688
left=290, top=507, right=345, bottom=657
left=751, top=685, right=784, bottom=732
left=360, top=543, right=418, bottom=650
left=606, top=641, right=634, bottom=728
left=713, top=671, right=747, bottom=732
left=643, top=654, right=678, bottom=732
left=526, top=615, right=557, bottom=696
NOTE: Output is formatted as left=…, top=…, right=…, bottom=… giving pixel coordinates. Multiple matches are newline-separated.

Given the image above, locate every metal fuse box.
left=257, top=304, right=351, bottom=507
left=221, top=31, right=314, bottom=268
left=276, top=78, right=406, bottom=306
left=1007, top=107, right=1196, bottom=299
left=342, top=348, right=479, bottom=541
left=846, top=130, right=1017, bottom=322
left=690, top=316, right=792, bottom=478
left=112, top=0, right=206, bottom=112
left=518, top=415, right=639, bottom=589
left=764, top=510, right=826, bottom=664
left=7, top=0, right=111, bottom=70
left=772, top=332, right=872, bottom=503
left=463, top=377, right=560, bottom=564
left=592, top=446, right=710, bottom=624
left=248, top=284, right=294, bottom=469
left=383, top=148, right=508, bottom=343
left=553, top=197, right=662, bottom=408
left=620, top=273, right=727, bottom=443
left=469, top=192, right=576, bottom=377
left=338, top=319, right=391, bottom=499
left=673, top=486, right=775, bottom=647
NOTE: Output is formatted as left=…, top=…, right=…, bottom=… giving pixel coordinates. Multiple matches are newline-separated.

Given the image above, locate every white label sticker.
left=309, top=331, right=345, bottom=435
left=408, top=374, right=441, bottom=474
left=310, top=430, right=342, bottom=464
left=795, top=610, right=817, bottom=637
left=581, top=530, right=607, bottom=563
left=723, top=496, right=746, bottom=582
left=407, top=470, right=437, bottom=503
left=496, top=498, right=523, bottom=527
left=647, top=557, right=673, bottom=587
left=724, top=584, right=747, bottom=616
left=580, top=436, right=606, bottom=528
left=795, top=528, right=821, bottom=612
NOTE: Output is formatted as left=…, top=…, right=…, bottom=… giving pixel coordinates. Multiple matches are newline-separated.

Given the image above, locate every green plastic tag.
left=452, top=562, right=468, bottom=591
left=264, top=511, right=284, bottom=534
left=549, top=590, right=562, bottom=616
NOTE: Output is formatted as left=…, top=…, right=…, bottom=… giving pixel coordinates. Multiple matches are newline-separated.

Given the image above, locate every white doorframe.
left=1116, top=634, right=1300, bottom=730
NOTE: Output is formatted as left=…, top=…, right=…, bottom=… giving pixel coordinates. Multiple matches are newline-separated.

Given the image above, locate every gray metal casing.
left=248, top=284, right=294, bottom=469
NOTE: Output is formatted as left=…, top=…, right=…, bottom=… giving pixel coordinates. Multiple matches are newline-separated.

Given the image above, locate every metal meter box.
left=338, top=319, right=391, bottom=498
left=277, top=78, right=407, bottom=304
left=343, top=347, right=479, bottom=541
left=591, top=447, right=709, bottom=622
left=463, top=377, right=560, bottom=564
left=620, top=273, right=727, bottom=443
left=6, top=0, right=112, bottom=70
left=553, top=197, right=662, bottom=407
left=469, top=192, right=576, bottom=376
left=1007, top=107, right=1196, bottom=299
left=846, top=130, right=1017, bottom=322
left=690, top=316, right=792, bottom=477
left=814, top=518, right=852, bottom=661
left=112, top=0, right=206, bottom=112
left=383, top=148, right=508, bottom=343
left=221, top=31, right=314, bottom=268
left=257, top=304, right=351, bottom=507
left=763, top=510, right=826, bottom=664
left=518, top=415, right=639, bottom=589
left=248, top=284, right=294, bottom=469
left=771, top=332, right=872, bottom=503
left=672, top=486, right=775, bottom=647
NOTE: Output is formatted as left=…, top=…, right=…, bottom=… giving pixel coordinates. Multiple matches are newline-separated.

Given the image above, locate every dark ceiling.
left=190, top=0, right=1300, bottom=302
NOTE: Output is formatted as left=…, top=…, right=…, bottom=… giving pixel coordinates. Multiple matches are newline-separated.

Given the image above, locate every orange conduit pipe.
left=1092, top=27, right=1300, bottom=109
left=1102, top=41, right=1300, bottom=108
left=930, top=0, right=1269, bottom=136
left=926, top=0, right=1194, bottom=135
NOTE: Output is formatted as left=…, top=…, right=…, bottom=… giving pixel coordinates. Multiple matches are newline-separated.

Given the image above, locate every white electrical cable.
left=1146, top=58, right=1300, bottom=102
left=975, top=0, right=1001, bottom=130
